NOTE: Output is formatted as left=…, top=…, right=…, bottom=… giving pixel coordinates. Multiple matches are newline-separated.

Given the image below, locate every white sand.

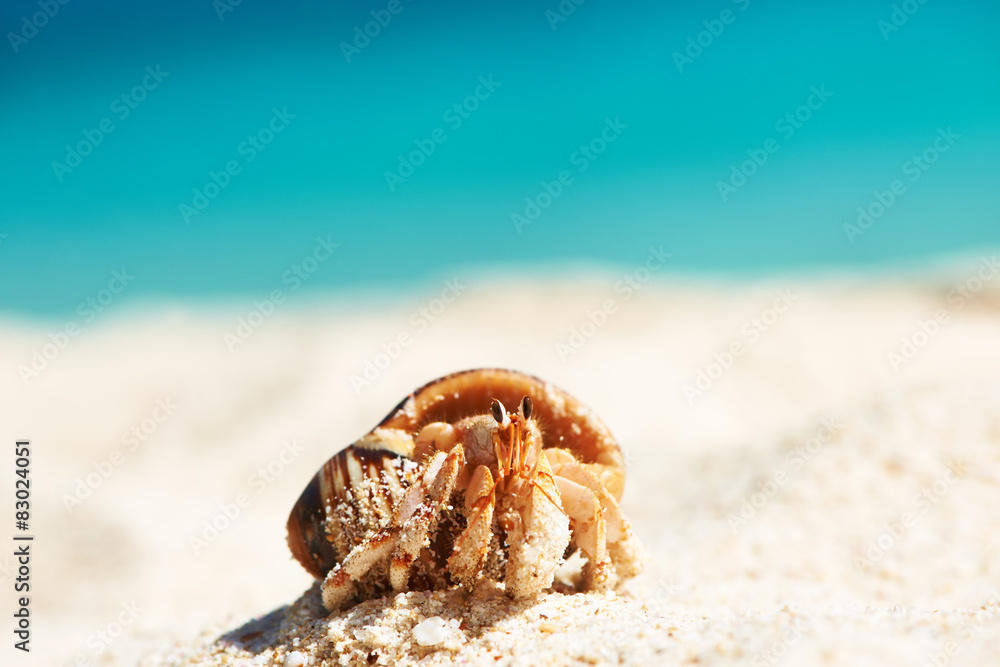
left=3, top=262, right=1000, bottom=665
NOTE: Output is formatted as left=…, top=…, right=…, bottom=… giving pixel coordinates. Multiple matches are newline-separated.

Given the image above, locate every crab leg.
left=321, top=446, right=462, bottom=610
left=503, top=450, right=570, bottom=600
left=389, top=445, right=463, bottom=591
left=448, top=464, right=496, bottom=588
left=553, top=475, right=615, bottom=591
left=548, top=450, right=645, bottom=582
left=322, top=517, right=405, bottom=611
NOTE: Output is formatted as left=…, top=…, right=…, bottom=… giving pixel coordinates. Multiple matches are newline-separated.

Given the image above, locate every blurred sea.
left=2, top=0, right=998, bottom=317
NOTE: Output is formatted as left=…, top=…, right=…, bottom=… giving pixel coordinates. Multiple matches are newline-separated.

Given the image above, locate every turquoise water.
left=2, top=0, right=998, bottom=316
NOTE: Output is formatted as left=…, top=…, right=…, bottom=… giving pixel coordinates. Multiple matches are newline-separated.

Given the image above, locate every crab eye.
left=490, top=398, right=506, bottom=423
left=519, top=395, right=533, bottom=420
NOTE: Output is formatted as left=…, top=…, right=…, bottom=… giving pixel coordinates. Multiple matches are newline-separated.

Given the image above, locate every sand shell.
left=286, top=368, right=630, bottom=600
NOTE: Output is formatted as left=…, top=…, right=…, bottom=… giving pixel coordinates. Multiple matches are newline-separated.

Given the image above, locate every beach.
left=3, top=263, right=1000, bottom=665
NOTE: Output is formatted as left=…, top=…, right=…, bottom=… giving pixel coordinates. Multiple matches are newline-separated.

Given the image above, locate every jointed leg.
left=322, top=526, right=398, bottom=610
left=321, top=446, right=463, bottom=611
left=553, top=475, right=615, bottom=591
left=448, top=464, right=496, bottom=588
left=549, top=451, right=644, bottom=582
left=388, top=444, right=463, bottom=590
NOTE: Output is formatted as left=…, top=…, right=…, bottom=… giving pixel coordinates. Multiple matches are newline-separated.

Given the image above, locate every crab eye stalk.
left=490, top=398, right=508, bottom=425
left=519, top=395, right=533, bottom=420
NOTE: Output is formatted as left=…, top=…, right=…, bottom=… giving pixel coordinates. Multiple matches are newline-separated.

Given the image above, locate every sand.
left=3, top=260, right=1000, bottom=666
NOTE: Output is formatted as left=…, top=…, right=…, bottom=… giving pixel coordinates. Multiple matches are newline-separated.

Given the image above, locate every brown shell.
left=286, top=368, right=625, bottom=580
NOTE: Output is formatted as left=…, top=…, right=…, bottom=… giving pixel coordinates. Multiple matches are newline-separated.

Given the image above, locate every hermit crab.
left=287, top=368, right=643, bottom=611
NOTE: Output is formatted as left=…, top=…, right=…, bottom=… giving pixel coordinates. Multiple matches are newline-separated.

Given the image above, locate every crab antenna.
left=505, top=416, right=517, bottom=476
left=493, top=434, right=507, bottom=484
left=512, top=419, right=522, bottom=475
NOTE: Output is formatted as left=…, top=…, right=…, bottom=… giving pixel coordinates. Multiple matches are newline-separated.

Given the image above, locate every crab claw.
left=501, top=451, right=570, bottom=600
